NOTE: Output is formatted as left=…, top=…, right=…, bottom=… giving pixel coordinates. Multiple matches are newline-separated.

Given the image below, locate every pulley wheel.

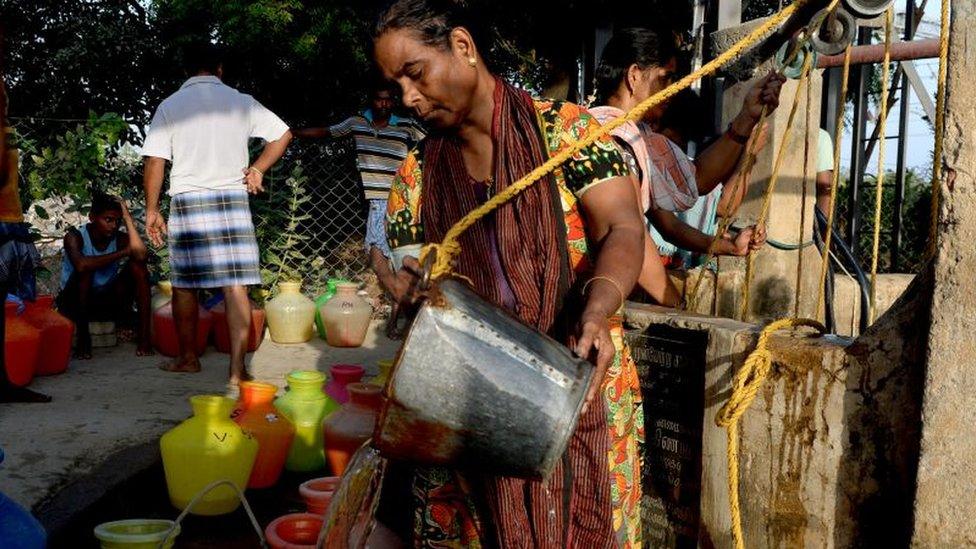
left=775, top=40, right=819, bottom=80
left=842, top=0, right=894, bottom=18
left=811, top=7, right=857, bottom=56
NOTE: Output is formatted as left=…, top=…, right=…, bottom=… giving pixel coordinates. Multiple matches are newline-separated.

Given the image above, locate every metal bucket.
left=374, top=279, right=594, bottom=479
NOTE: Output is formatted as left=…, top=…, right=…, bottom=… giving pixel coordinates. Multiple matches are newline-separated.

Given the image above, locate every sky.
left=837, top=1, right=945, bottom=176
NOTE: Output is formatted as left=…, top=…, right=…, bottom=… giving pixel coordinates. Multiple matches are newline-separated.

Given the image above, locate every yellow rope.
left=689, top=0, right=841, bottom=315
left=927, top=0, right=950, bottom=259
left=869, top=8, right=893, bottom=323
left=716, top=317, right=827, bottom=549
left=815, top=44, right=853, bottom=321
left=418, top=0, right=808, bottom=280
left=794, top=74, right=813, bottom=318
left=686, top=114, right=767, bottom=313
left=739, top=56, right=813, bottom=320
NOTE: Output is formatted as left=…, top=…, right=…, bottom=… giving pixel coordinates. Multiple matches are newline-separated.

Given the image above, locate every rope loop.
left=717, top=316, right=826, bottom=549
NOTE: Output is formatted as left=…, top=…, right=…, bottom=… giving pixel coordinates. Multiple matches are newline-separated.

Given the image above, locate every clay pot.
left=322, top=383, right=382, bottom=476
left=298, top=477, right=340, bottom=515
left=264, top=513, right=322, bottom=549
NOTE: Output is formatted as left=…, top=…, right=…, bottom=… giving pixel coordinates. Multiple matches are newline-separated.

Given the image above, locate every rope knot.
left=718, top=317, right=826, bottom=549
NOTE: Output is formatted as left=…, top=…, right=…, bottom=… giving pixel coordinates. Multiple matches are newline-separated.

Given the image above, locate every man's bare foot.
left=228, top=368, right=253, bottom=386
left=117, top=328, right=136, bottom=343
left=73, top=346, right=93, bottom=360
left=0, top=384, right=52, bottom=403
left=384, top=318, right=404, bottom=340
left=158, top=357, right=201, bottom=373
left=136, top=335, right=155, bottom=357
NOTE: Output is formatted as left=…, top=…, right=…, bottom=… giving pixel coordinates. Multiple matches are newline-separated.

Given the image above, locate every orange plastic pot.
left=152, top=304, right=212, bottom=357
left=233, top=381, right=295, bottom=489
left=4, top=302, right=40, bottom=387
left=298, top=477, right=340, bottom=515
left=264, top=513, right=322, bottom=549
left=23, top=295, right=74, bottom=376
left=211, top=302, right=265, bottom=354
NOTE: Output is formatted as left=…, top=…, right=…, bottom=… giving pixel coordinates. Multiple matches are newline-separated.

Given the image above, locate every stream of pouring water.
left=316, top=442, right=388, bottom=548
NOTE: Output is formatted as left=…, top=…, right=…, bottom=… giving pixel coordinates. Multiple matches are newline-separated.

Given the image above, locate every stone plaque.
left=626, top=324, right=708, bottom=549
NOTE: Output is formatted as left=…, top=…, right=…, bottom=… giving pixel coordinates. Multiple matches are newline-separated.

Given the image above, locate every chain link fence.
left=10, top=119, right=378, bottom=305
left=257, top=137, right=373, bottom=295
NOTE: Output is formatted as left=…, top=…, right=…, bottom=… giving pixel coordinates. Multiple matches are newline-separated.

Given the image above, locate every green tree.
left=834, top=167, right=931, bottom=273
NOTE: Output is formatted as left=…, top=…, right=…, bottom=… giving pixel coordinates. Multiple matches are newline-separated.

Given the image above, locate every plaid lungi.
left=168, top=189, right=261, bottom=289
left=0, top=222, right=40, bottom=300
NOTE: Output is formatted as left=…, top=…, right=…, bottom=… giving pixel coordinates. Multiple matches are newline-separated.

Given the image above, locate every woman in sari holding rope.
left=590, top=28, right=783, bottom=270
left=374, top=0, right=645, bottom=546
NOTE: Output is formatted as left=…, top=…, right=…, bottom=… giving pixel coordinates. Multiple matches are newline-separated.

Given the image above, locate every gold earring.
left=468, top=57, right=477, bottom=67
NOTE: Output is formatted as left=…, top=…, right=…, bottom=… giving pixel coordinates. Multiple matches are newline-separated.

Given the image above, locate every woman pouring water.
left=375, top=0, right=645, bottom=546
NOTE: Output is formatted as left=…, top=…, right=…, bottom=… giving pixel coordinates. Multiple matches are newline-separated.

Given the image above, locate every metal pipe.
left=863, top=0, right=928, bottom=163
left=848, top=28, right=872, bottom=257
left=892, top=0, right=914, bottom=272
left=817, top=38, right=939, bottom=67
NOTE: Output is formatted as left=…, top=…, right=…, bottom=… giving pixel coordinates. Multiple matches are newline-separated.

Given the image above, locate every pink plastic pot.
left=298, top=477, right=340, bottom=515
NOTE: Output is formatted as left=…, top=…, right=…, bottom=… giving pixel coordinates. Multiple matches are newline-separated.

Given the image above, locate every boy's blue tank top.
left=60, top=225, right=120, bottom=289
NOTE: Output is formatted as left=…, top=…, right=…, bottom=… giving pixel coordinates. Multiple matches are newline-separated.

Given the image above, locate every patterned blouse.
left=385, top=99, right=645, bottom=549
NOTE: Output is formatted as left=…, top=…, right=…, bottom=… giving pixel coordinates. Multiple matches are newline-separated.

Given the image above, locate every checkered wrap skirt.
left=0, top=222, right=40, bottom=299
left=168, top=189, right=261, bottom=289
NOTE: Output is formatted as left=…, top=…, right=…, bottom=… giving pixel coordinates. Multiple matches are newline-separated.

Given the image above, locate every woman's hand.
left=390, top=256, right=425, bottom=306
left=731, top=73, right=786, bottom=137
left=749, top=224, right=767, bottom=251
left=575, top=309, right=615, bottom=412
left=722, top=224, right=767, bottom=256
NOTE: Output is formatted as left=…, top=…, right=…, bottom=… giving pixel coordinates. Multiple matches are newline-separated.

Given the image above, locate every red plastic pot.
left=211, top=301, right=265, bottom=354
left=264, top=513, right=323, bottom=549
left=152, top=304, right=212, bottom=357
left=4, top=302, right=40, bottom=387
left=23, top=295, right=74, bottom=376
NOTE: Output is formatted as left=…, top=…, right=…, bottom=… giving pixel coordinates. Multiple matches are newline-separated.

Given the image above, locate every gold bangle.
left=582, top=276, right=626, bottom=315
left=249, top=166, right=264, bottom=176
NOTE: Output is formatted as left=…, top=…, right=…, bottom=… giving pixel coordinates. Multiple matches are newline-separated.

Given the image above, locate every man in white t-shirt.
left=816, top=128, right=835, bottom=219
left=142, top=43, right=292, bottom=384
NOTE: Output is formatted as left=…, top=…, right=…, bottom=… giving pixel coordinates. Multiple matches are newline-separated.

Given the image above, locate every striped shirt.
left=330, top=110, right=425, bottom=200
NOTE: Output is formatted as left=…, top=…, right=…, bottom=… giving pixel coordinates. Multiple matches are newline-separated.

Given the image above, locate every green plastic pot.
left=314, top=279, right=349, bottom=340
left=94, top=519, right=179, bottom=549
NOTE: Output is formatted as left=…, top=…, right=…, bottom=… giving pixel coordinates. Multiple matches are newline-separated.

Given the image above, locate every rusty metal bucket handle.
left=419, top=248, right=436, bottom=292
